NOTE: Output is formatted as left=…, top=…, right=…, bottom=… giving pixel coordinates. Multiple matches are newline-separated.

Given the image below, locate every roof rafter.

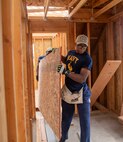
left=93, top=0, right=109, bottom=8
left=68, top=0, right=88, bottom=18
left=68, top=0, right=79, bottom=7
left=93, top=0, right=123, bottom=18
left=44, top=0, right=50, bottom=19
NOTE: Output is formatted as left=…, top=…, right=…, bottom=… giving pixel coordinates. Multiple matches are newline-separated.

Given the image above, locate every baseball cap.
left=76, top=34, right=88, bottom=47
left=46, top=47, right=53, bottom=54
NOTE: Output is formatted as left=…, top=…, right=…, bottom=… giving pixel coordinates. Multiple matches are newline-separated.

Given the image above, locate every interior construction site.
left=1, top=0, right=123, bottom=142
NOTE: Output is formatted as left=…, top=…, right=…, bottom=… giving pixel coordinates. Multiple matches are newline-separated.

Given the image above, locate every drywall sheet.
left=38, top=48, right=61, bottom=139
left=91, top=60, right=121, bottom=106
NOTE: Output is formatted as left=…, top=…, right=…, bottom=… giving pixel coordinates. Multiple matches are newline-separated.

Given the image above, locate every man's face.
left=76, top=43, right=87, bottom=54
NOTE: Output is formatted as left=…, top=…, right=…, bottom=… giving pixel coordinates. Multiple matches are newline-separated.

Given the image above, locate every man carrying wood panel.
left=57, top=35, right=92, bottom=142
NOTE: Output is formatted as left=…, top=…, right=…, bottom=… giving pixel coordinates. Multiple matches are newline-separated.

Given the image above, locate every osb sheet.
left=38, top=48, right=61, bottom=139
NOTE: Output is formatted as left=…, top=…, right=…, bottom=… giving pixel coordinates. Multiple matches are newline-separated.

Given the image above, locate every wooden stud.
left=120, top=18, right=123, bottom=116
left=22, top=6, right=32, bottom=142
left=11, top=0, right=27, bottom=141
left=106, top=22, right=115, bottom=110
left=2, top=0, right=17, bottom=141
left=68, top=22, right=75, bottom=50
left=98, top=30, right=106, bottom=105
left=28, top=23, right=36, bottom=119
left=0, top=0, right=8, bottom=141
left=114, top=18, right=123, bottom=113
left=87, top=23, right=91, bottom=88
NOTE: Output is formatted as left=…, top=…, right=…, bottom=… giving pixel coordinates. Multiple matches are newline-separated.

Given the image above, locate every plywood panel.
left=39, top=48, right=61, bottom=139
left=91, top=60, right=121, bottom=106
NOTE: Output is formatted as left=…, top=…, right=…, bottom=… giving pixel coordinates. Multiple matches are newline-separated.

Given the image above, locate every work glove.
left=57, top=64, right=70, bottom=76
left=52, top=48, right=56, bottom=53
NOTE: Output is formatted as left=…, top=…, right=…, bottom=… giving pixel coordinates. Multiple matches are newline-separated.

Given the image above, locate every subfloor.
left=45, top=111, right=123, bottom=142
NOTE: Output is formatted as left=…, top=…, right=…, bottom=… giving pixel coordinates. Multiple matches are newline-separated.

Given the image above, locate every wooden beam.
left=69, top=0, right=79, bottom=7
left=44, top=0, right=50, bottom=20
left=22, top=11, right=32, bottom=142
left=0, top=0, right=8, bottom=141
left=106, top=22, right=115, bottom=110
left=87, top=23, right=91, bottom=88
left=93, top=0, right=109, bottom=8
left=28, top=22, right=36, bottom=119
left=91, top=60, right=121, bottom=106
left=68, top=0, right=88, bottom=18
left=93, top=0, right=123, bottom=18
left=2, top=0, right=17, bottom=141
left=12, top=0, right=27, bottom=141
left=30, top=19, right=69, bottom=33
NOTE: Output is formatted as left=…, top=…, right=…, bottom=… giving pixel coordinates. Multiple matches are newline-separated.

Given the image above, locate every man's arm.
left=61, top=55, right=66, bottom=64
left=68, top=68, right=90, bottom=84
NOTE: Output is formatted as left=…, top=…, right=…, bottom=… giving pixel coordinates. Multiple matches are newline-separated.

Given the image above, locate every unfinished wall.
left=30, top=19, right=75, bottom=50
left=33, top=38, right=52, bottom=89
left=1, top=1, right=34, bottom=141
left=33, top=33, right=67, bottom=90
left=90, top=19, right=123, bottom=114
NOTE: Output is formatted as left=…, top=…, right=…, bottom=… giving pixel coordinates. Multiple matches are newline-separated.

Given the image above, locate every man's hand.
left=57, top=64, right=70, bottom=76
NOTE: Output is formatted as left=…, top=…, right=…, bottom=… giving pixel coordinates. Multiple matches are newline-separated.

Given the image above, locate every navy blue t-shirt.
left=65, top=50, right=92, bottom=93
left=38, top=55, right=45, bottom=63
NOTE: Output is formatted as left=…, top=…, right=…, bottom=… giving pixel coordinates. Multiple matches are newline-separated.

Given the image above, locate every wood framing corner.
left=91, top=60, right=121, bottom=106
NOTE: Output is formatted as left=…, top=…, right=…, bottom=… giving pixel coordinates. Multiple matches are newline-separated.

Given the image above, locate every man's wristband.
left=64, top=70, right=70, bottom=77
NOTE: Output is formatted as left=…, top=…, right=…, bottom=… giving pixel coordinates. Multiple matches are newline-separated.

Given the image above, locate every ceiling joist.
left=93, top=0, right=123, bottom=18
left=44, top=0, right=50, bottom=19
left=93, top=0, right=109, bottom=8
left=68, top=0, right=79, bottom=8
left=68, top=0, right=88, bottom=18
